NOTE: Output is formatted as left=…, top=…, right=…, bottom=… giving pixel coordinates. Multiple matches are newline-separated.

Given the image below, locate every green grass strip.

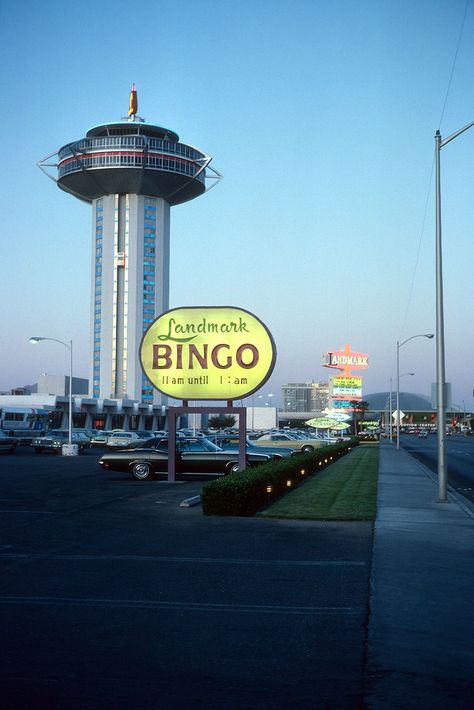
left=258, top=445, right=379, bottom=521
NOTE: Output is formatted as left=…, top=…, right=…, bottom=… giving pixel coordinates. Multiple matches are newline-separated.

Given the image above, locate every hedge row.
left=201, top=439, right=358, bottom=516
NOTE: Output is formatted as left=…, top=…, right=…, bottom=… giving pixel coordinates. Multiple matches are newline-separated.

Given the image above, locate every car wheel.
left=226, top=462, right=240, bottom=475
left=132, top=462, right=152, bottom=480
left=301, top=445, right=314, bottom=453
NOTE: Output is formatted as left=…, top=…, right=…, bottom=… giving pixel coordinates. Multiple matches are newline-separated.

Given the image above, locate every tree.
left=349, top=400, right=369, bottom=435
left=208, top=414, right=236, bottom=430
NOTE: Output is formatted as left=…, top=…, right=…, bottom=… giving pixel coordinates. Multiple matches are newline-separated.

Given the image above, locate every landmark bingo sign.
left=140, top=306, right=276, bottom=401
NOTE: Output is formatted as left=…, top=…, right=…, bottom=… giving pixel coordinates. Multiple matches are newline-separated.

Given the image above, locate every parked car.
left=207, top=434, right=297, bottom=458
left=31, top=430, right=90, bottom=454
left=254, top=432, right=328, bottom=453
left=71, top=428, right=97, bottom=443
left=90, top=431, right=113, bottom=447
left=0, top=430, right=19, bottom=453
left=99, top=436, right=274, bottom=480
left=106, top=431, right=146, bottom=449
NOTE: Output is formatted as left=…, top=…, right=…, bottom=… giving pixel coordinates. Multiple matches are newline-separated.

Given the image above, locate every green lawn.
left=257, top=445, right=379, bottom=521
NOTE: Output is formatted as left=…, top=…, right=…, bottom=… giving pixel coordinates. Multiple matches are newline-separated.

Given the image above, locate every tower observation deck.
left=38, top=87, right=221, bottom=404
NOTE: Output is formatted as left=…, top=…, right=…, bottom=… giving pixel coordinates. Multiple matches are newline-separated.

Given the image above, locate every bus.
left=0, top=407, right=52, bottom=438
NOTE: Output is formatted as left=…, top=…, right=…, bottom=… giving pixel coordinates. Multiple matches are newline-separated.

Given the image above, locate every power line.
left=398, top=0, right=470, bottom=340
left=438, top=0, right=470, bottom=131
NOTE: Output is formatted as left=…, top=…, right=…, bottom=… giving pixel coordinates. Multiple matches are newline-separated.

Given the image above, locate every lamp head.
left=425, top=334, right=434, bottom=339
left=29, top=337, right=44, bottom=344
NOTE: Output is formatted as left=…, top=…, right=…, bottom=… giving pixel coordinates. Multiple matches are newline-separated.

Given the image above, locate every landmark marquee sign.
left=322, top=346, right=369, bottom=375
left=140, top=306, right=276, bottom=401
left=331, top=376, right=362, bottom=398
left=322, top=344, right=369, bottom=411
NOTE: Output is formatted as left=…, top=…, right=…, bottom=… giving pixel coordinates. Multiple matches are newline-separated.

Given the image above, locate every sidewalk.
left=366, top=442, right=474, bottom=709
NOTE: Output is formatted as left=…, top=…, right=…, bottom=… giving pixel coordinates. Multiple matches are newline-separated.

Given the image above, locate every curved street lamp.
left=29, top=337, right=73, bottom=446
left=435, top=120, right=474, bottom=502
left=396, top=335, right=433, bottom=450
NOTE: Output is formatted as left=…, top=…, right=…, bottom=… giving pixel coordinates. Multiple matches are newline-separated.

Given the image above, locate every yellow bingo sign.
left=140, top=306, right=276, bottom=400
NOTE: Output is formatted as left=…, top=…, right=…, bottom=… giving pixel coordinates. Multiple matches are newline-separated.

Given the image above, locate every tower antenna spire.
left=128, top=83, right=138, bottom=117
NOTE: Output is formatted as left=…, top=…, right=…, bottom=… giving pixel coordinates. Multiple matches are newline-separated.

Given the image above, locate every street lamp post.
left=29, top=337, right=73, bottom=446
left=389, top=377, right=393, bottom=442
left=396, top=336, right=433, bottom=450
left=390, top=373, right=414, bottom=442
left=435, top=121, right=474, bottom=502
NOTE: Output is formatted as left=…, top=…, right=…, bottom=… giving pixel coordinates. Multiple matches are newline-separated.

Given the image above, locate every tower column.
left=89, top=194, right=170, bottom=403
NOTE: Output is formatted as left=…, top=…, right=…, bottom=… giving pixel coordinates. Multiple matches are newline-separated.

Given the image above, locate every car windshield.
left=182, top=439, right=222, bottom=452
left=155, top=438, right=223, bottom=453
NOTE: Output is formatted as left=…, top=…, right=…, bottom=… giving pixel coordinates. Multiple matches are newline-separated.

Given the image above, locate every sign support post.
left=167, top=405, right=247, bottom=482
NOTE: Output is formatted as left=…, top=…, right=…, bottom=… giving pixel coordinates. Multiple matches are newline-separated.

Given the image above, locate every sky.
left=0, top=0, right=473, bottom=410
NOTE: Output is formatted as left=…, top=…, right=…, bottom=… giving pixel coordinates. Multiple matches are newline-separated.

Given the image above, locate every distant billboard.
left=331, top=376, right=362, bottom=398
left=305, top=417, right=351, bottom=430
left=332, top=400, right=353, bottom=409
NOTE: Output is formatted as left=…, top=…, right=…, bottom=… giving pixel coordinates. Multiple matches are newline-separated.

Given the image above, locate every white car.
left=106, top=432, right=144, bottom=449
left=254, top=432, right=328, bottom=453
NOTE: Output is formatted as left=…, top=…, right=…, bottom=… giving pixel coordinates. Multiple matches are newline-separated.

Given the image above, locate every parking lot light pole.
left=396, top=336, right=433, bottom=450
left=29, top=337, right=73, bottom=445
left=435, top=121, right=474, bottom=502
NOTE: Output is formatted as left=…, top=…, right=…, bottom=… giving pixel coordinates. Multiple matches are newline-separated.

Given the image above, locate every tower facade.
left=39, top=88, right=220, bottom=403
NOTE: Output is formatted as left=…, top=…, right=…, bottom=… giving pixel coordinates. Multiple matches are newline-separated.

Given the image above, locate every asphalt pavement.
left=1, top=443, right=473, bottom=709
left=0, top=448, right=372, bottom=710
left=366, top=441, right=474, bottom=709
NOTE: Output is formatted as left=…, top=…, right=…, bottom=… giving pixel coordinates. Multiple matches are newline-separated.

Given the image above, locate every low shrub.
left=201, top=439, right=358, bottom=516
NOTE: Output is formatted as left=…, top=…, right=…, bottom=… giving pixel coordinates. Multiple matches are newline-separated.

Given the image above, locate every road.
left=0, top=447, right=373, bottom=710
left=401, top=434, right=474, bottom=504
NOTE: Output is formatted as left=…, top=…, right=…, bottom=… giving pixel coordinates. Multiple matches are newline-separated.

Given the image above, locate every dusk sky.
left=1, top=0, right=473, bottom=409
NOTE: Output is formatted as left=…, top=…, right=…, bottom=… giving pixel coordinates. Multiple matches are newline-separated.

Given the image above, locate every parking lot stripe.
left=0, top=595, right=365, bottom=615
left=0, top=552, right=366, bottom=566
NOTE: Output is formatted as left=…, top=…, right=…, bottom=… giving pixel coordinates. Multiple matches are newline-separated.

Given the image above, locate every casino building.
left=39, top=86, right=220, bottom=405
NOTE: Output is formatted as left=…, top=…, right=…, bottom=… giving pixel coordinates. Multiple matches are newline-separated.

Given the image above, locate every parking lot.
left=0, top=446, right=373, bottom=709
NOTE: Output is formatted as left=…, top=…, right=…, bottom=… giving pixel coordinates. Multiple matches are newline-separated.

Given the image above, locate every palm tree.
left=349, top=400, right=369, bottom=435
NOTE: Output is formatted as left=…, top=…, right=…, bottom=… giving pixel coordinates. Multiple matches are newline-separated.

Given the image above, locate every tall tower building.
left=39, top=86, right=220, bottom=403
